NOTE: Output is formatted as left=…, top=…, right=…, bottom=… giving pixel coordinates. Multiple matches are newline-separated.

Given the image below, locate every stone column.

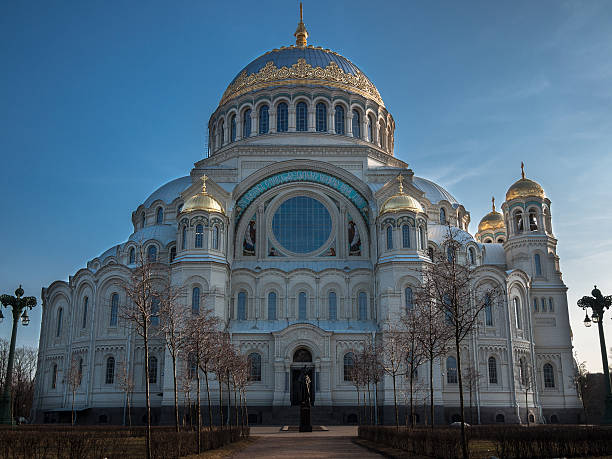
left=328, top=108, right=335, bottom=134
left=269, top=108, right=277, bottom=134
left=236, top=115, right=243, bottom=141
left=347, top=112, right=353, bottom=137
left=308, top=107, right=315, bottom=132
left=250, top=111, right=257, bottom=137
left=288, top=107, right=296, bottom=132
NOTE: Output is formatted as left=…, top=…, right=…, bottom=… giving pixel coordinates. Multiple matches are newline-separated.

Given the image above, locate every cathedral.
left=33, top=10, right=581, bottom=425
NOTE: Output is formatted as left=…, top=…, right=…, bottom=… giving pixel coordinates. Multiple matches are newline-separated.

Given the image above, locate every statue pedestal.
left=299, top=403, right=312, bottom=432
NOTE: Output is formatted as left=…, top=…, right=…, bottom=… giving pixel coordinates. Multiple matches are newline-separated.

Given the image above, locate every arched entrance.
left=291, top=348, right=315, bottom=406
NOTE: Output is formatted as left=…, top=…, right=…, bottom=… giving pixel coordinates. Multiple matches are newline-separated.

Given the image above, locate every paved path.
left=231, top=426, right=382, bottom=458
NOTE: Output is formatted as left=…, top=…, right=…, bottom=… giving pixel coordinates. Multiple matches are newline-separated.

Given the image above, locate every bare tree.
left=65, top=355, right=81, bottom=426
left=462, top=363, right=482, bottom=424
left=573, top=358, right=589, bottom=423
left=518, top=358, right=536, bottom=426
left=401, top=309, right=427, bottom=427
left=117, top=360, right=135, bottom=427
left=380, top=324, right=407, bottom=429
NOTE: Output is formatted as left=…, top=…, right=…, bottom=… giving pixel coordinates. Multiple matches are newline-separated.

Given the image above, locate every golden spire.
left=492, top=196, right=496, bottom=212
left=294, top=2, right=308, bottom=47
left=396, top=174, right=405, bottom=194
left=201, top=175, right=208, bottom=193
left=521, top=161, right=525, bottom=179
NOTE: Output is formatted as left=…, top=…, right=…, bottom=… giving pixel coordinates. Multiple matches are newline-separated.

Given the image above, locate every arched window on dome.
left=195, top=224, right=203, bottom=248
left=468, top=247, right=476, bottom=265
left=110, top=293, right=118, bottom=326
left=388, top=132, right=392, bottom=151
left=237, top=291, right=247, bottom=320
left=358, top=292, right=367, bottom=320
left=277, top=102, right=288, bottom=132
left=268, top=292, right=277, bottom=320
left=211, top=126, right=216, bottom=149
left=488, top=357, right=498, bottom=384
left=419, top=226, right=426, bottom=250
left=129, top=247, right=135, bottom=264
left=440, top=207, right=447, bottom=224
left=219, top=120, right=224, bottom=145
left=156, top=207, right=163, bottom=224
left=296, top=102, right=307, bottom=131
left=230, top=114, right=236, bottom=142
left=181, top=225, right=187, bottom=250
left=212, top=226, right=219, bottom=250
left=534, top=253, right=542, bottom=276
left=243, top=109, right=252, bottom=138
left=543, top=363, right=555, bottom=388
left=405, top=287, right=413, bottom=312
left=352, top=110, right=360, bottom=138
left=192, top=287, right=200, bottom=315
left=402, top=224, right=411, bottom=248
left=386, top=225, right=393, bottom=250
left=334, top=105, right=345, bottom=134
left=446, top=356, right=458, bottom=384
left=515, top=211, right=524, bottom=233
left=328, top=291, right=337, bottom=320
left=316, top=103, right=327, bottom=132
left=298, top=292, right=307, bottom=320
left=258, top=105, right=269, bottom=134
left=367, top=115, right=373, bottom=142
left=147, top=245, right=157, bottom=262
left=56, top=307, right=63, bottom=337
left=529, top=210, right=538, bottom=231
left=105, top=356, right=115, bottom=384
left=379, top=126, right=385, bottom=148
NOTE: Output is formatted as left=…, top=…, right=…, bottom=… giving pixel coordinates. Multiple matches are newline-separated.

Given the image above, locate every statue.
left=298, top=367, right=313, bottom=432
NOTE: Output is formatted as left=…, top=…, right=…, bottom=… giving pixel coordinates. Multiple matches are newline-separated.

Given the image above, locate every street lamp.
left=578, top=285, right=612, bottom=425
left=0, top=285, right=37, bottom=424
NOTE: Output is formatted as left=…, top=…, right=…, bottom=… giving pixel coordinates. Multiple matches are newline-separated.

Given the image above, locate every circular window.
left=272, top=196, right=332, bottom=254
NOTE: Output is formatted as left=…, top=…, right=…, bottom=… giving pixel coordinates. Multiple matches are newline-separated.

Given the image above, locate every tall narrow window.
left=328, top=292, right=337, bottom=320
left=151, top=297, right=159, bottom=326
left=296, top=102, right=307, bottom=131
left=147, top=245, right=157, bottom=262
left=268, top=292, right=277, bottom=320
left=298, top=292, right=307, bottom=320
left=529, top=210, right=538, bottom=231
left=440, top=208, right=446, bottom=224
left=192, top=287, right=200, bottom=315
left=402, top=224, right=411, bottom=248
left=51, top=363, right=57, bottom=389
left=170, top=246, right=176, bottom=262
left=181, top=226, right=187, bottom=250
left=515, top=212, right=524, bottom=232
left=485, top=294, right=493, bottom=326
left=405, top=287, right=413, bottom=312
left=230, top=115, right=236, bottom=142
left=543, top=363, right=555, bottom=388
left=334, top=105, right=345, bottom=134
left=78, top=358, right=83, bottom=386
left=316, top=103, right=327, bottom=132
left=259, top=105, right=269, bottom=134
left=386, top=225, right=393, bottom=250
left=219, top=121, right=224, bottom=145
left=82, top=297, right=88, bottom=329
left=110, top=293, right=118, bottom=326
left=379, top=126, right=385, bottom=148
left=105, top=357, right=115, bottom=384
left=248, top=353, right=261, bottom=381
left=188, top=353, right=197, bottom=379
left=243, top=109, right=252, bottom=138
left=548, top=297, right=554, bottom=312
left=195, top=224, right=203, bottom=248
left=419, top=227, right=426, bottom=250
left=352, top=110, right=360, bottom=138
left=367, top=115, right=373, bottom=142
left=148, top=356, right=158, bottom=384
left=211, top=127, right=216, bottom=149
left=344, top=352, right=355, bottom=381
left=534, top=254, right=542, bottom=276
left=488, top=357, right=498, bottom=384
left=56, top=307, right=63, bottom=337
left=156, top=207, right=163, bottom=224
left=237, top=291, right=246, bottom=320
left=129, top=247, right=135, bottom=264
left=469, top=247, right=476, bottom=265
left=514, top=297, right=522, bottom=330
left=533, top=298, right=539, bottom=313
left=212, top=226, right=219, bottom=250
left=277, top=102, right=288, bottom=132
left=541, top=297, right=546, bottom=312
left=358, top=292, right=367, bottom=320
left=447, top=246, right=455, bottom=262
left=443, top=294, right=453, bottom=324
left=446, top=356, right=458, bottom=384
left=428, top=247, right=434, bottom=260
left=141, top=212, right=145, bottom=228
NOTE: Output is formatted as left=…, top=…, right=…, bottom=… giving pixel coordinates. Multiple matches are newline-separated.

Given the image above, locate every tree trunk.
left=226, top=373, right=231, bottom=427
left=71, top=390, right=75, bottom=426
left=410, top=370, right=415, bottom=428
left=196, top=367, right=201, bottom=453
left=356, top=386, right=361, bottom=425
left=429, top=352, right=435, bottom=429
left=233, top=383, right=238, bottom=428
left=143, top=325, right=151, bottom=459
left=525, top=387, right=529, bottom=426
left=204, top=366, right=212, bottom=430
left=218, top=378, right=224, bottom=428
left=392, top=373, right=399, bottom=429
left=367, top=382, right=372, bottom=425
left=172, top=353, right=179, bottom=432
left=455, top=332, right=468, bottom=459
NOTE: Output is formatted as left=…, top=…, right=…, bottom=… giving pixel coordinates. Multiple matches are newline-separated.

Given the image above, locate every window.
left=82, top=297, right=88, bottom=329
left=78, top=358, right=83, bottom=386
left=344, top=352, right=355, bottom=381
left=446, top=356, right=457, bottom=384
left=258, top=105, right=269, bottom=134
left=230, top=115, right=236, bottom=142
left=298, top=292, right=307, bottom=320
left=496, top=413, right=505, bottom=423
left=443, top=294, right=453, bottom=324
left=469, top=247, right=476, bottom=265
left=156, top=207, right=163, bottom=224
left=484, top=294, right=493, bottom=326
left=379, top=126, right=385, bottom=148
left=533, top=298, right=539, bottom=313
left=141, top=212, right=146, bottom=228
left=243, top=109, right=252, bottom=137
left=334, top=105, right=345, bottom=134
left=237, top=291, right=246, bottom=320
left=446, top=246, right=455, bottom=262
left=148, top=356, right=157, bottom=384
left=296, top=102, right=307, bottom=131
left=352, top=110, right=360, bottom=138
left=328, top=292, right=337, bottom=320
left=219, top=121, right=224, bottom=145
left=514, top=297, right=522, bottom=329
left=110, top=293, right=118, bottom=326
left=515, top=211, right=523, bottom=232
left=277, top=102, right=288, bottom=132
left=212, top=226, right=219, bottom=250
left=534, top=254, right=542, bottom=276
left=170, top=246, right=176, bottom=262
left=248, top=353, right=261, bottom=381
left=367, top=115, right=373, bottom=141
left=358, top=292, right=367, bottom=320
left=543, top=363, right=555, bottom=388
left=548, top=297, right=554, bottom=312
left=181, top=226, right=187, bottom=250
left=316, top=103, right=327, bottom=132
left=192, top=287, right=200, bottom=315
left=211, top=126, right=216, bottom=149
left=56, top=307, right=63, bottom=337
left=488, top=357, right=498, bottom=384
left=402, top=224, right=411, bottom=248
left=195, top=224, right=203, bottom=248
left=105, top=357, right=115, bottom=384
left=519, top=358, right=527, bottom=386
left=386, top=225, right=393, bottom=250
left=428, top=247, right=434, bottom=260
left=129, top=247, right=135, bottom=264
left=440, top=208, right=446, bottom=224
left=529, top=210, right=538, bottom=231
left=405, top=287, right=413, bottom=312
left=188, top=352, right=197, bottom=379
left=419, top=227, right=426, bottom=250
left=147, top=245, right=157, bottom=262
left=51, top=363, right=57, bottom=389
left=151, top=297, right=160, bottom=326
left=268, top=292, right=277, bottom=320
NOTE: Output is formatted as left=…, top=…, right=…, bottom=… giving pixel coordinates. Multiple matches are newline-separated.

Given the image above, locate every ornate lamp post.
left=578, top=285, right=612, bottom=424
left=0, top=285, right=37, bottom=424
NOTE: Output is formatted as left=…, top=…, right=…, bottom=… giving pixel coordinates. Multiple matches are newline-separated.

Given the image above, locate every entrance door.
left=291, top=367, right=315, bottom=406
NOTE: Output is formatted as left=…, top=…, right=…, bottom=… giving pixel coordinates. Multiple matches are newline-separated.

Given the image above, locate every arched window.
left=192, top=287, right=200, bottom=315
left=110, top=293, right=118, bottom=326
left=151, top=297, right=160, bottom=326
left=543, top=363, right=555, bottom=388
left=533, top=298, right=539, bottom=313
left=212, top=226, right=219, bottom=250
left=230, top=114, right=236, bottom=142
left=484, top=294, right=493, bottom=326
left=488, top=357, right=498, bottom=384
left=496, top=413, right=505, bottom=423
left=443, top=294, right=453, bottom=324
left=447, top=246, right=455, bottom=262
left=402, top=224, right=411, bottom=248
left=181, top=226, right=187, bottom=250
left=344, top=352, right=355, bottom=381
left=105, top=356, right=115, bottom=384
left=534, top=254, right=542, bottom=276
left=243, top=109, right=252, bottom=138
left=379, top=126, right=385, bottom=148
left=419, top=227, right=426, bottom=250
left=316, top=102, right=327, bottom=132
left=248, top=353, right=261, bottom=381
left=386, top=225, right=393, bottom=250
left=82, top=297, right=88, bottom=329
left=328, top=292, right=337, bottom=320
left=296, top=102, right=307, bottom=131
left=440, top=208, right=446, bottom=224
left=195, top=224, right=203, bottom=248
left=367, top=115, right=373, bottom=141
left=358, top=292, right=367, bottom=320
left=405, top=287, right=413, bottom=312
left=56, top=307, right=63, bottom=337
left=258, top=105, right=269, bottom=134
left=219, top=120, right=224, bottom=145
left=268, top=292, right=277, bottom=320
left=514, top=297, right=522, bottom=330
left=548, top=297, right=554, bottom=312
left=352, top=110, right=360, bottom=138
left=277, top=102, right=288, bottom=132
left=298, top=292, right=307, bottom=320
left=211, top=126, right=216, bottom=149
left=188, top=352, right=197, bottom=379
left=446, top=356, right=458, bottom=384
left=428, top=247, right=434, bottom=260
left=156, top=207, right=163, bottom=224
left=170, top=246, right=176, bottom=262
left=529, top=210, right=538, bottom=231
left=237, top=291, right=247, bottom=320
left=129, top=247, right=135, bottom=264
left=148, top=356, right=158, bottom=384
left=141, top=212, right=145, bottom=228
left=51, top=363, right=57, bottom=388
left=334, top=105, right=345, bottom=134
left=515, top=211, right=524, bottom=233
left=469, top=247, right=476, bottom=265
left=147, top=245, right=157, bottom=262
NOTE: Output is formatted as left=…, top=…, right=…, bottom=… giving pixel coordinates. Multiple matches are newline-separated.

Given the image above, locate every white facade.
left=33, top=23, right=581, bottom=425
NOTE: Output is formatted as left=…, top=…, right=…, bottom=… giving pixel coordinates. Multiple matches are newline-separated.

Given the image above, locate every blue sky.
left=1, top=0, right=611, bottom=371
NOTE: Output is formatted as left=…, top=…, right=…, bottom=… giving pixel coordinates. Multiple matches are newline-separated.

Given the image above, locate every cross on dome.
left=396, top=174, right=405, bottom=194
left=201, top=175, right=208, bottom=193
left=294, top=2, right=309, bottom=47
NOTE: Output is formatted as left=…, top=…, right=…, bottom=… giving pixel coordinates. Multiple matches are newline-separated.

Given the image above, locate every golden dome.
left=506, top=163, right=546, bottom=202
left=182, top=176, right=224, bottom=214
left=380, top=175, right=424, bottom=215
left=478, top=197, right=506, bottom=234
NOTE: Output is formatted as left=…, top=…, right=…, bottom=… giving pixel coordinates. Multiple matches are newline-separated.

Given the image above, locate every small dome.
left=182, top=177, right=224, bottom=214
left=478, top=198, right=506, bottom=234
left=506, top=163, right=545, bottom=201
left=380, top=175, right=424, bottom=214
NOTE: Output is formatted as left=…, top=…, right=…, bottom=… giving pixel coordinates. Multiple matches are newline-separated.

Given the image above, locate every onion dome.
left=506, top=162, right=546, bottom=202
left=478, top=197, right=505, bottom=234
left=182, top=176, right=224, bottom=214
left=380, top=175, right=424, bottom=214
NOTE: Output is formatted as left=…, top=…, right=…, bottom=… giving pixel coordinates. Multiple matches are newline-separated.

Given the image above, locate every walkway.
left=231, top=426, right=382, bottom=458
